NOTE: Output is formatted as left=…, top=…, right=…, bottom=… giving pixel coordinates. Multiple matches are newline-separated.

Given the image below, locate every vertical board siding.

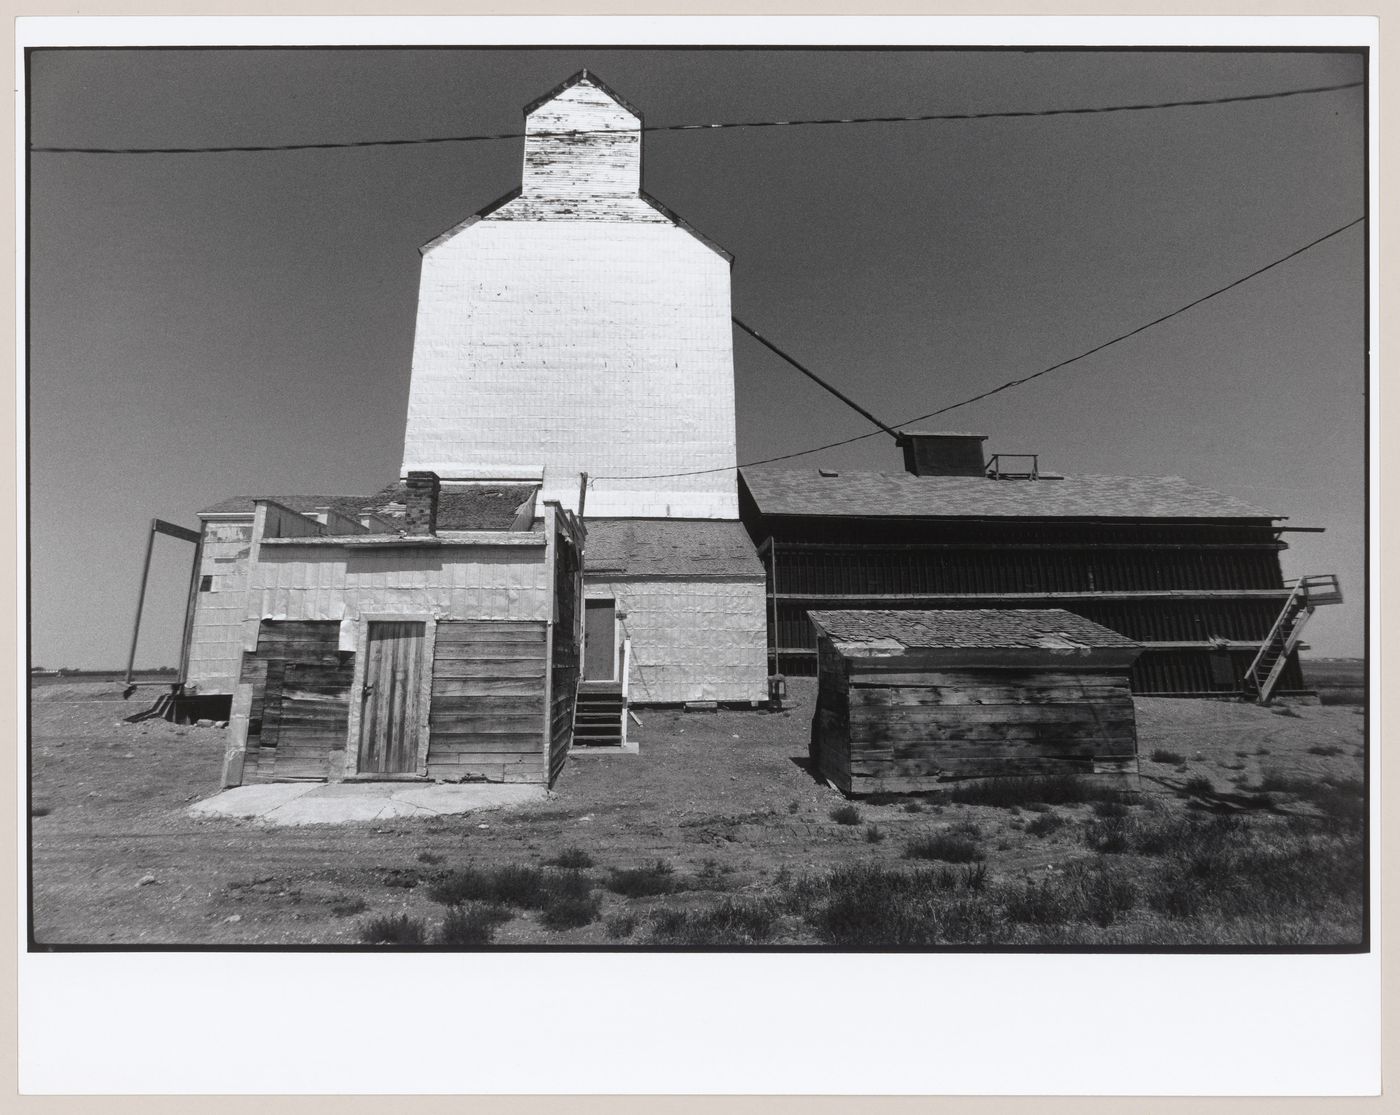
left=240, top=621, right=354, bottom=783
left=427, top=621, right=548, bottom=783
left=548, top=528, right=582, bottom=787
left=357, top=622, right=426, bottom=775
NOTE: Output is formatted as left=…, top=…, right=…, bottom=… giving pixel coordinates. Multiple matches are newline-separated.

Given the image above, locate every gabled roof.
left=523, top=69, right=643, bottom=120
left=740, top=468, right=1279, bottom=521
left=809, top=608, right=1140, bottom=651
left=583, top=519, right=763, bottom=578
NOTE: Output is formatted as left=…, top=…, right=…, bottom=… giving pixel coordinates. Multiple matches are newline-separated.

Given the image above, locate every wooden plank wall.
left=427, top=621, right=548, bottom=783
left=240, top=621, right=354, bottom=783
left=817, top=656, right=1140, bottom=795
left=547, top=530, right=582, bottom=787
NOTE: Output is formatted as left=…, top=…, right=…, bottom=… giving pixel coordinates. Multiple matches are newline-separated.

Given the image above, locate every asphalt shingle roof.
left=583, top=519, right=764, bottom=577
left=740, top=468, right=1279, bottom=521
left=809, top=608, right=1140, bottom=650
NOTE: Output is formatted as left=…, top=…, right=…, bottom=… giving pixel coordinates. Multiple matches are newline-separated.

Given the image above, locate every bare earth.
left=29, top=675, right=1367, bottom=947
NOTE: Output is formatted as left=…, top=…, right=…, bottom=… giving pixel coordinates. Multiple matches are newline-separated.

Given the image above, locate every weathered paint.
left=185, top=517, right=255, bottom=694
left=584, top=577, right=768, bottom=704
left=400, top=74, right=739, bottom=519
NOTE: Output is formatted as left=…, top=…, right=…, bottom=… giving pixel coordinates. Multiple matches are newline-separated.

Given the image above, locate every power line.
left=30, top=79, right=1362, bottom=154
left=592, top=215, right=1365, bottom=483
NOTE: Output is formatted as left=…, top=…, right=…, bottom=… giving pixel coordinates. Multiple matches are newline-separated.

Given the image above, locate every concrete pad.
left=185, top=780, right=547, bottom=827
left=188, top=783, right=317, bottom=820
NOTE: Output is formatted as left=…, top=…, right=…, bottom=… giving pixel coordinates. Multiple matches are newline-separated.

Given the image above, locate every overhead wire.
left=29, top=79, right=1362, bottom=154
left=591, top=215, right=1366, bottom=484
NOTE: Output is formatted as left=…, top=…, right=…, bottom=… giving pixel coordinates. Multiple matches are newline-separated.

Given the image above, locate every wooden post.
left=578, top=472, right=588, bottom=519
left=124, top=520, right=159, bottom=687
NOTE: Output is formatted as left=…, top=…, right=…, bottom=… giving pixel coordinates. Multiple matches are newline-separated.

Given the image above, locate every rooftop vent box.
left=897, top=431, right=988, bottom=477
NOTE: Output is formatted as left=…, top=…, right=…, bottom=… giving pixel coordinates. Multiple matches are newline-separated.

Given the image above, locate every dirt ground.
left=28, top=672, right=1367, bottom=947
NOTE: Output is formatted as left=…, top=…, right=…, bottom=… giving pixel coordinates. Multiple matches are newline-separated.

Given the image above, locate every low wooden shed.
left=809, top=609, right=1144, bottom=795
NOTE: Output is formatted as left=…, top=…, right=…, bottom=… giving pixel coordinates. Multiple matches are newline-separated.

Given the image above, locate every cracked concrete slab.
left=187, top=780, right=546, bottom=826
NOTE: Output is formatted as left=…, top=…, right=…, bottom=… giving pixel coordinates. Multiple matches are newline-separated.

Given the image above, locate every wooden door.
left=583, top=600, right=616, bottom=681
left=358, top=621, right=425, bottom=775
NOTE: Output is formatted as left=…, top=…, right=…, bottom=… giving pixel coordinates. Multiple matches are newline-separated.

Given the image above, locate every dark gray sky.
left=26, top=47, right=1367, bottom=667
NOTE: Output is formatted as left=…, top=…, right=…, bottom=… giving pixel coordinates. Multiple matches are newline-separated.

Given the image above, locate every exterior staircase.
left=1243, top=574, right=1344, bottom=703
left=572, top=686, right=625, bottom=746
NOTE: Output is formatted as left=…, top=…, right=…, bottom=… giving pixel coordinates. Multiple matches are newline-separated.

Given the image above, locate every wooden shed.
left=809, top=608, right=1144, bottom=795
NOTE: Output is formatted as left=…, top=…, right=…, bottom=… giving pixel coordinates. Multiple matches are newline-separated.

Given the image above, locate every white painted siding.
left=246, top=545, right=551, bottom=638
left=586, top=578, right=768, bottom=704
left=185, top=518, right=253, bottom=694
left=400, top=76, right=738, bottom=519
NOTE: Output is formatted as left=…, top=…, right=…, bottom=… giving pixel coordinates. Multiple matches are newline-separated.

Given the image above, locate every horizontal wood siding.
left=241, top=621, right=353, bottom=783
left=427, top=621, right=548, bottom=783
left=813, top=655, right=1140, bottom=794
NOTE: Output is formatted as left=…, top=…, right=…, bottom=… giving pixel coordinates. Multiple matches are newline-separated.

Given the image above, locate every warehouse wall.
left=586, top=578, right=768, bottom=704
left=185, top=517, right=253, bottom=694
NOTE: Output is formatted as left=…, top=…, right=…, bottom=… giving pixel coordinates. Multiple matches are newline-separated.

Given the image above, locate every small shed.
left=809, top=609, right=1144, bottom=795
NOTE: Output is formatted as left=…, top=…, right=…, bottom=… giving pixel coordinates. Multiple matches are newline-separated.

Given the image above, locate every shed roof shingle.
left=809, top=608, right=1140, bottom=650
left=740, top=468, right=1279, bottom=521
left=583, top=519, right=763, bottom=577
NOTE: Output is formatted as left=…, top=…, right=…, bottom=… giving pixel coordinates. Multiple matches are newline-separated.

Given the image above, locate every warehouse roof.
left=809, top=608, right=1141, bottom=650
left=583, top=519, right=764, bottom=577
left=740, top=468, right=1278, bottom=521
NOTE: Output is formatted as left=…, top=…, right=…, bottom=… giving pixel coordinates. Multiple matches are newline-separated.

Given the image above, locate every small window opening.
left=199, top=575, right=214, bottom=592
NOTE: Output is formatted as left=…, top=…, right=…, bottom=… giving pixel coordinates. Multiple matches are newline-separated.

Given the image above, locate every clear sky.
left=25, top=46, right=1367, bottom=669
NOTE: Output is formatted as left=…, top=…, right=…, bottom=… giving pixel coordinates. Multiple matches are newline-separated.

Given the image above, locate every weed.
left=417, top=852, right=443, bottom=865
left=1256, top=747, right=1271, bottom=755
left=1181, top=775, right=1215, bottom=798
left=693, top=858, right=734, bottom=890
left=864, top=824, right=885, bottom=844
left=606, top=860, right=677, bottom=898
left=902, top=801, right=924, bottom=814
left=947, top=775, right=1124, bottom=809
left=438, top=903, right=512, bottom=946
left=1005, top=860, right=1138, bottom=929
left=1270, top=705, right=1302, bottom=718
left=807, top=864, right=1005, bottom=946
left=605, top=912, right=639, bottom=939
left=1308, top=745, right=1343, bottom=758
left=380, top=869, right=419, bottom=889
left=903, top=831, right=985, bottom=864
left=1084, top=816, right=1132, bottom=854
left=830, top=803, right=862, bottom=826
left=359, top=913, right=427, bottom=946
left=648, top=899, right=780, bottom=946
left=328, top=895, right=368, bottom=917
left=1091, top=800, right=1131, bottom=819
left=787, top=799, right=801, bottom=814
left=540, top=893, right=602, bottom=930
left=1150, top=749, right=1185, bottom=765
left=545, top=848, right=594, bottom=869
left=426, top=865, right=547, bottom=909
left=961, top=862, right=989, bottom=891
left=1025, top=812, right=1065, bottom=838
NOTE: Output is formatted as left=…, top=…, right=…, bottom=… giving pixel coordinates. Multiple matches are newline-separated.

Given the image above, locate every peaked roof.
left=523, top=69, right=643, bottom=120
left=809, top=608, right=1141, bottom=651
left=740, top=468, right=1280, bottom=521
left=583, top=519, right=763, bottom=577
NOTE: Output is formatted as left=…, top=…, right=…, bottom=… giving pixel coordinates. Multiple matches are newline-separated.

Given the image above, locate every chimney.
left=404, top=471, right=440, bottom=535
left=897, top=432, right=988, bottom=477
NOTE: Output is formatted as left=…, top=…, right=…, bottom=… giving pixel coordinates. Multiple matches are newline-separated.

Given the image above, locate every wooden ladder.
left=1244, top=574, right=1343, bottom=704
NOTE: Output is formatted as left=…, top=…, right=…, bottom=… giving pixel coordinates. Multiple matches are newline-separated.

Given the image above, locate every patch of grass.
left=648, top=899, right=780, bottom=946
left=426, top=865, right=548, bottom=909
left=540, top=892, right=602, bottom=930
left=692, top=858, right=735, bottom=891
left=1181, top=775, right=1215, bottom=798
left=605, top=860, right=677, bottom=898
left=328, top=895, right=368, bottom=917
left=1308, top=744, right=1344, bottom=758
left=545, top=848, right=594, bottom=869
left=864, top=824, right=884, bottom=844
left=902, top=801, right=924, bottom=814
left=947, top=775, right=1125, bottom=809
left=1004, top=860, right=1139, bottom=929
left=417, top=852, right=443, bottom=865
left=380, top=869, right=419, bottom=889
left=605, top=912, right=639, bottom=940
left=787, top=799, right=800, bottom=814
left=805, top=864, right=1006, bottom=946
left=359, top=913, right=427, bottom=946
left=1150, top=748, right=1185, bottom=765
left=1083, top=816, right=1132, bottom=853
left=903, top=831, right=985, bottom=864
left=1025, top=812, right=1066, bottom=838
left=829, top=803, right=862, bottom=826
left=438, top=902, right=512, bottom=946
left=1091, top=799, right=1131, bottom=818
